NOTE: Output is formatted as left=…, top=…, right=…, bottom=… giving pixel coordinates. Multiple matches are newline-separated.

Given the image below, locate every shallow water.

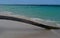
left=0, top=5, right=60, bottom=25
left=0, top=5, right=60, bottom=20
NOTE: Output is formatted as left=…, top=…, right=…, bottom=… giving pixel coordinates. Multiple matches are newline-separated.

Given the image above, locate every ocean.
left=0, top=5, right=60, bottom=24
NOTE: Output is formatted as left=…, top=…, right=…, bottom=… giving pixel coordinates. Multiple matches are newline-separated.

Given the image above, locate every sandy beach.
left=0, top=20, right=59, bottom=38
left=0, top=14, right=59, bottom=38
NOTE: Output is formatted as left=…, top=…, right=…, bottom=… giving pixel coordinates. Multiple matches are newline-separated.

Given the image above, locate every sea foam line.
left=0, top=11, right=60, bottom=27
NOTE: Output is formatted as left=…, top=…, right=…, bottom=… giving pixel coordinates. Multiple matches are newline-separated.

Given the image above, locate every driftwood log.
left=0, top=15, right=60, bottom=29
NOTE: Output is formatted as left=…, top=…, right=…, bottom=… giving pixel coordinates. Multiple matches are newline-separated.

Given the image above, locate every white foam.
left=0, top=11, right=13, bottom=15
left=0, top=11, right=31, bottom=21
left=56, top=24, right=60, bottom=27
left=30, top=18, right=59, bottom=27
left=0, top=11, right=60, bottom=27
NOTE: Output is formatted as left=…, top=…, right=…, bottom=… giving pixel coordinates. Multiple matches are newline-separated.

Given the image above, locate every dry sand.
left=0, top=13, right=60, bottom=38
left=0, top=19, right=59, bottom=38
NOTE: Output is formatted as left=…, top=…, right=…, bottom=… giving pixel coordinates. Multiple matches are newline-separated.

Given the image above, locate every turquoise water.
left=0, top=5, right=60, bottom=23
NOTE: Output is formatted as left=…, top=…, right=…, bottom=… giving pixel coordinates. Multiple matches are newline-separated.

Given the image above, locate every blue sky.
left=0, top=0, right=60, bottom=4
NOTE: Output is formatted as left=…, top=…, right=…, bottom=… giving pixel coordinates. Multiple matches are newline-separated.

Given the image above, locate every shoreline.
left=0, top=12, right=59, bottom=27
left=0, top=14, right=60, bottom=29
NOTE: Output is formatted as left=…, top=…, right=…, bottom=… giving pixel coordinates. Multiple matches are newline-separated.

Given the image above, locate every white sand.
left=0, top=19, right=59, bottom=38
left=0, top=13, right=60, bottom=38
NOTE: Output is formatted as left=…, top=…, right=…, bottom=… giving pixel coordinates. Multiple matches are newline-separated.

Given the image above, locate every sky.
left=0, top=0, right=60, bottom=4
